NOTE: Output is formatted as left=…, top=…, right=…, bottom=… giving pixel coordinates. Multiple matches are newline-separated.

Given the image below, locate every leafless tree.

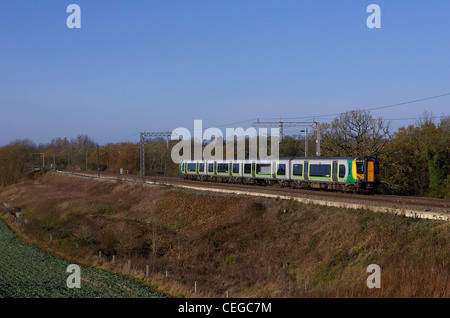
left=321, top=110, right=391, bottom=157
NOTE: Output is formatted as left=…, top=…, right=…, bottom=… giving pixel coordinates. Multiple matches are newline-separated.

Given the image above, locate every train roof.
left=283, top=156, right=377, bottom=160
left=181, top=156, right=377, bottom=161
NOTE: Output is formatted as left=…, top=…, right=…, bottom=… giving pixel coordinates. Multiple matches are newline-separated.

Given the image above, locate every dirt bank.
left=0, top=173, right=448, bottom=297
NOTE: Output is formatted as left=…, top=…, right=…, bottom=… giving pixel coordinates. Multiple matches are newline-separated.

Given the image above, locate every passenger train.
left=180, top=156, right=380, bottom=193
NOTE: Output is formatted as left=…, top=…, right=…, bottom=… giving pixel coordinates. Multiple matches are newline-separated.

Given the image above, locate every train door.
left=363, top=157, right=368, bottom=181
left=332, top=161, right=338, bottom=182
left=367, top=160, right=375, bottom=182
left=303, top=161, right=309, bottom=180
left=272, top=161, right=276, bottom=178
left=252, top=162, right=256, bottom=177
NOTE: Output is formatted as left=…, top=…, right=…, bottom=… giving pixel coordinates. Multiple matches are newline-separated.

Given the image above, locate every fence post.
left=146, top=265, right=149, bottom=278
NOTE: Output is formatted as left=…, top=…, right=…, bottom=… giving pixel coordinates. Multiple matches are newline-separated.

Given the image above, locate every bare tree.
left=321, top=110, right=391, bottom=157
left=0, top=139, right=36, bottom=186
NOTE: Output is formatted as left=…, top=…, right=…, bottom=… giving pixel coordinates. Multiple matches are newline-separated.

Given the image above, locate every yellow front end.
left=351, top=157, right=379, bottom=192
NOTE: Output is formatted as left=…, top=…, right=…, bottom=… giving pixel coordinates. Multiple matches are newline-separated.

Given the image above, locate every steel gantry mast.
left=139, top=131, right=176, bottom=182
left=252, top=119, right=321, bottom=157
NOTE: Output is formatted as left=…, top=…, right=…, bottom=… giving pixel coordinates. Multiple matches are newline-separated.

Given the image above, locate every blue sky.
left=0, top=0, right=449, bottom=145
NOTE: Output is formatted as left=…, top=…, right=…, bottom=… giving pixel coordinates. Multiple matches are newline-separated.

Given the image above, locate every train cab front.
left=353, top=156, right=380, bottom=193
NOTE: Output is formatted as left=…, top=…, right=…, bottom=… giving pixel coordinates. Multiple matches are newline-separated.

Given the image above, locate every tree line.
left=280, top=110, right=449, bottom=197
left=0, top=110, right=448, bottom=198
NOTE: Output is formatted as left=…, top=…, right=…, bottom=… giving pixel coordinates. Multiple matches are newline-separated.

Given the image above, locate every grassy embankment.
left=0, top=173, right=448, bottom=297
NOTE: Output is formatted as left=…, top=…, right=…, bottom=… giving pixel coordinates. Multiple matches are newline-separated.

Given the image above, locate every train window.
left=356, top=162, right=364, bottom=174
left=199, top=163, right=204, bottom=173
left=256, top=163, right=271, bottom=175
left=181, top=163, right=185, bottom=172
left=217, top=163, right=229, bottom=173
left=309, top=164, right=331, bottom=177
left=208, top=163, right=214, bottom=173
left=293, top=164, right=303, bottom=176
left=233, top=163, right=239, bottom=174
left=187, top=163, right=197, bottom=172
left=277, top=164, right=286, bottom=176
left=244, top=164, right=251, bottom=174
left=339, top=165, right=345, bottom=178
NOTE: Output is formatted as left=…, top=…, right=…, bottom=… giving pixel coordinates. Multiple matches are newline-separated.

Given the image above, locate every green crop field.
left=0, top=219, right=166, bottom=298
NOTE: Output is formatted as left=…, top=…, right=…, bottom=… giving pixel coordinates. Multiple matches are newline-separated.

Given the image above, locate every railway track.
left=55, top=170, right=450, bottom=221
left=142, top=175, right=450, bottom=211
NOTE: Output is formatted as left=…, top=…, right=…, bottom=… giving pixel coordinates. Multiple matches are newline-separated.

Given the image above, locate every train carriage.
left=180, top=155, right=380, bottom=193
left=273, top=158, right=290, bottom=187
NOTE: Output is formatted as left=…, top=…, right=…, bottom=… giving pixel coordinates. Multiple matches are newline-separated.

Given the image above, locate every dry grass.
left=0, top=173, right=448, bottom=298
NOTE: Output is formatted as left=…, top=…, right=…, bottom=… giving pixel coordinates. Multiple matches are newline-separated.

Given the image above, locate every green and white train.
left=180, top=156, right=380, bottom=193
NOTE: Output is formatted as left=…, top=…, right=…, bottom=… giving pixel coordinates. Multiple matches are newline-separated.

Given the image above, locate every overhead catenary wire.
left=258, top=92, right=450, bottom=121
left=181, top=92, right=449, bottom=133
left=9, top=92, right=450, bottom=149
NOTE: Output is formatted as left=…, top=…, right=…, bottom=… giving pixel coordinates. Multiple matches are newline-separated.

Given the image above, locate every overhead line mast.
left=139, top=131, right=176, bottom=182
left=252, top=119, right=321, bottom=157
